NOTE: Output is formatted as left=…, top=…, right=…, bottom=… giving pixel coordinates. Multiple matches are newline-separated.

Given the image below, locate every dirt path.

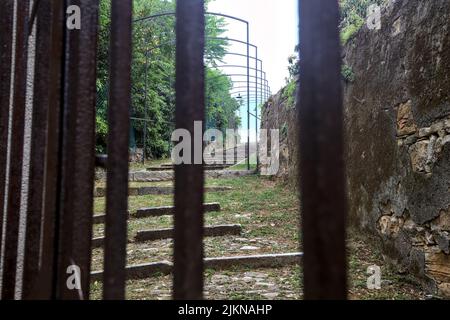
left=90, top=175, right=426, bottom=300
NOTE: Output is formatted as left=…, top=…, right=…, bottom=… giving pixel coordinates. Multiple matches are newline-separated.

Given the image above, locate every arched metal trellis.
left=133, top=12, right=271, bottom=170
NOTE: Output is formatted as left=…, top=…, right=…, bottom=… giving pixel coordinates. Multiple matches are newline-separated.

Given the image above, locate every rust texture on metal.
left=0, top=0, right=15, bottom=269
left=55, top=0, right=99, bottom=300
left=31, top=0, right=65, bottom=299
left=103, top=0, right=133, bottom=300
left=173, top=0, right=206, bottom=300
left=22, top=0, right=52, bottom=299
left=297, top=0, right=348, bottom=300
left=2, top=0, right=31, bottom=299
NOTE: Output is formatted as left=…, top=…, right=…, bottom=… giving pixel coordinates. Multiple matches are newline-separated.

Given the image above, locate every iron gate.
left=0, top=0, right=346, bottom=300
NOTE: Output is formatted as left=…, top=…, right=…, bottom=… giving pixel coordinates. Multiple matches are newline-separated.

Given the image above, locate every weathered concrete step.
left=91, top=224, right=241, bottom=249
left=92, top=212, right=130, bottom=225
left=92, top=203, right=221, bottom=224
left=97, top=169, right=254, bottom=182
left=135, top=202, right=220, bottom=219
left=160, top=163, right=233, bottom=168
left=90, top=253, right=303, bottom=281
left=135, top=224, right=242, bottom=242
left=94, top=185, right=232, bottom=198
left=147, top=165, right=232, bottom=171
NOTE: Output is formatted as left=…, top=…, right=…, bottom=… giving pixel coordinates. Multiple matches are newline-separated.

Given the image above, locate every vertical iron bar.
left=298, top=0, right=347, bottom=300
left=22, top=0, right=52, bottom=299
left=246, top=24, right=250, bottom=171
left=261, top=63, right=264, bottom=103
left=0, top=0, right=14, bottom=262
left=255, top=48, right=259, bottom=169
left=173, top=0, right=205, bottom=300
left=31, top=0, right=65, bottom=299
left=55, top=0, right=99, bottom=300
left=264, top=74, right=268, bottom=102
left=143, top=53, right=149, bottom=164
left=1, top=0, right=30, bottom=299
left=103, top=0, right=133, bottom=300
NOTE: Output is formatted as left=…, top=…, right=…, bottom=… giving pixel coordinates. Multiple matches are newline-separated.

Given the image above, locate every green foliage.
left=281, top=122, right=288, bottom=140
left=282, top=80, right=296, bottom=108
left=282, top=45, right=299, bottom=109
left=340, top=15, right=364, bottom=44
left=339, top=0, right=387, bottom=44
left=96, top=0, right=239, bottom=159
left=205, top=68, right=241, bottom=132
left=341, top=64, right=355, bottom=82
left=287, top=51, right=299, bottom=80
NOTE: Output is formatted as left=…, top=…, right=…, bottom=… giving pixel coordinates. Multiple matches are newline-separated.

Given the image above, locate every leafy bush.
left=339, top=0, right=387, bottom=44
left=342, top=64, right=355, bottom=82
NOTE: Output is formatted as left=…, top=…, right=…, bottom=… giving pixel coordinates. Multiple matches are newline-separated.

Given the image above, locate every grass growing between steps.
left=90, top=175, right=426, bottom=300
left=228, top=153, right=258, bottom=171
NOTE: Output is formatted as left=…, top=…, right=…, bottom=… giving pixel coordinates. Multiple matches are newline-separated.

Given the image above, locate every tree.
left=96, top=0, right=241, bottom=158
left=339, top=0, right=387, bottom=43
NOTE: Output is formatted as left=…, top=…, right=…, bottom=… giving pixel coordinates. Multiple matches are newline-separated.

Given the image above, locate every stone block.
left=438, top=283, right=450, bottom=298
left=396, top=101, right=417, bottom=136
left=431, top=208, right=450, bottom=231
left=425, top=249, right=450, bottom=283
left=409, top=140, right=429, bottom=173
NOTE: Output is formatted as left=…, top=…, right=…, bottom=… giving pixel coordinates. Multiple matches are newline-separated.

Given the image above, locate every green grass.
left=90, top=175, right=425, bottom=300
left=129, top=157, right=171, bottom=171
left=229, top=153, right=258, bottom=171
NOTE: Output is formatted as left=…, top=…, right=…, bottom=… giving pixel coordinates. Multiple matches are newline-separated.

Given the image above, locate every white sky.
left=209, top=0, right=299, bottom=93
left=208, top=0, right=299, bottom=141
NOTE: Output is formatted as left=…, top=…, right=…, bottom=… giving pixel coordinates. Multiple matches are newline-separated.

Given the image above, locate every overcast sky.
left=208, top=0, right=299, bottom=141
left=209, top=0, right=299, bottom=93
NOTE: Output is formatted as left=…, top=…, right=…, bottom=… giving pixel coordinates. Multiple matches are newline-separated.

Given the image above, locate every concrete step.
left=94, top=185, right=232, bottom=198
left=92, top=224, right=242, bottom=249
left=93, top=203, right=221, bottom=224
left=135, top=202, right=220, bottom=219
left=135, top=224, right=242, bottom=242
left=90, top=252, right=304, bottom=281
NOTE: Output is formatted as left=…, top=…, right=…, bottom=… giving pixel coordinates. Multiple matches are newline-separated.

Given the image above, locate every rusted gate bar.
left=255, top=48, right=259, bottom=168
left=246, top=24, right=250, bottom=171
left=31, top=0, right=65, bottom=299
left=22, top=0, right=52, bottom=298
left=173, top=0, right=205, bottom=300
left=103, top=0, right=133, bottom=300
left=1, top=0, right=31, bottom=299
left=298, top=0, right=347, bottom=299
left=55, top=0, right=99, bottom=300
left=0, top=0, right=14, bottom=259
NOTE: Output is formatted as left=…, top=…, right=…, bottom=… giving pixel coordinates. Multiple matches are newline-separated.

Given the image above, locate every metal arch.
left=230, top=91, right=267, bottom=100
left=133, top=11, right=260, bottom=169
left=142, top=36, right=256, bottom=57
left=134, top=11, right=250, bottom=26
left=216, top=65, right=266, bottom=77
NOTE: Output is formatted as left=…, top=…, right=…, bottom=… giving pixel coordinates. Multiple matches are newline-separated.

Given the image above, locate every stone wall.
left=261, top=0, right=450, bottom=297
left=260, top=81, right=298, bottom=185
left=344, top=0, right=450, bottom=297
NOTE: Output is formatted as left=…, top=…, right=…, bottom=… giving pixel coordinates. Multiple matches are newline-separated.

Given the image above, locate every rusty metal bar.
left=0, top=0, right=15, bottom=265
left=246, top=24, right=250, bottom=171
left=22, top=0, right=52, bottom=299
left=103, top=0, right=133, bottom=300
left=298, top=0, right=348, bottom=299
left=173, top=0, right=205, bottom=300
left=30, top=0, right=65, bottom=300
left=55, top=0, right=99, bottom=300
left=1, top=0, right=31, bottom=299
left=255, top=47, right=259, bottom=169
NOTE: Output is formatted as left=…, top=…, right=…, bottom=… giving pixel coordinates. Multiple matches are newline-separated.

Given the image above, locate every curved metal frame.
left=134, top=11, right=272, bottom=169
